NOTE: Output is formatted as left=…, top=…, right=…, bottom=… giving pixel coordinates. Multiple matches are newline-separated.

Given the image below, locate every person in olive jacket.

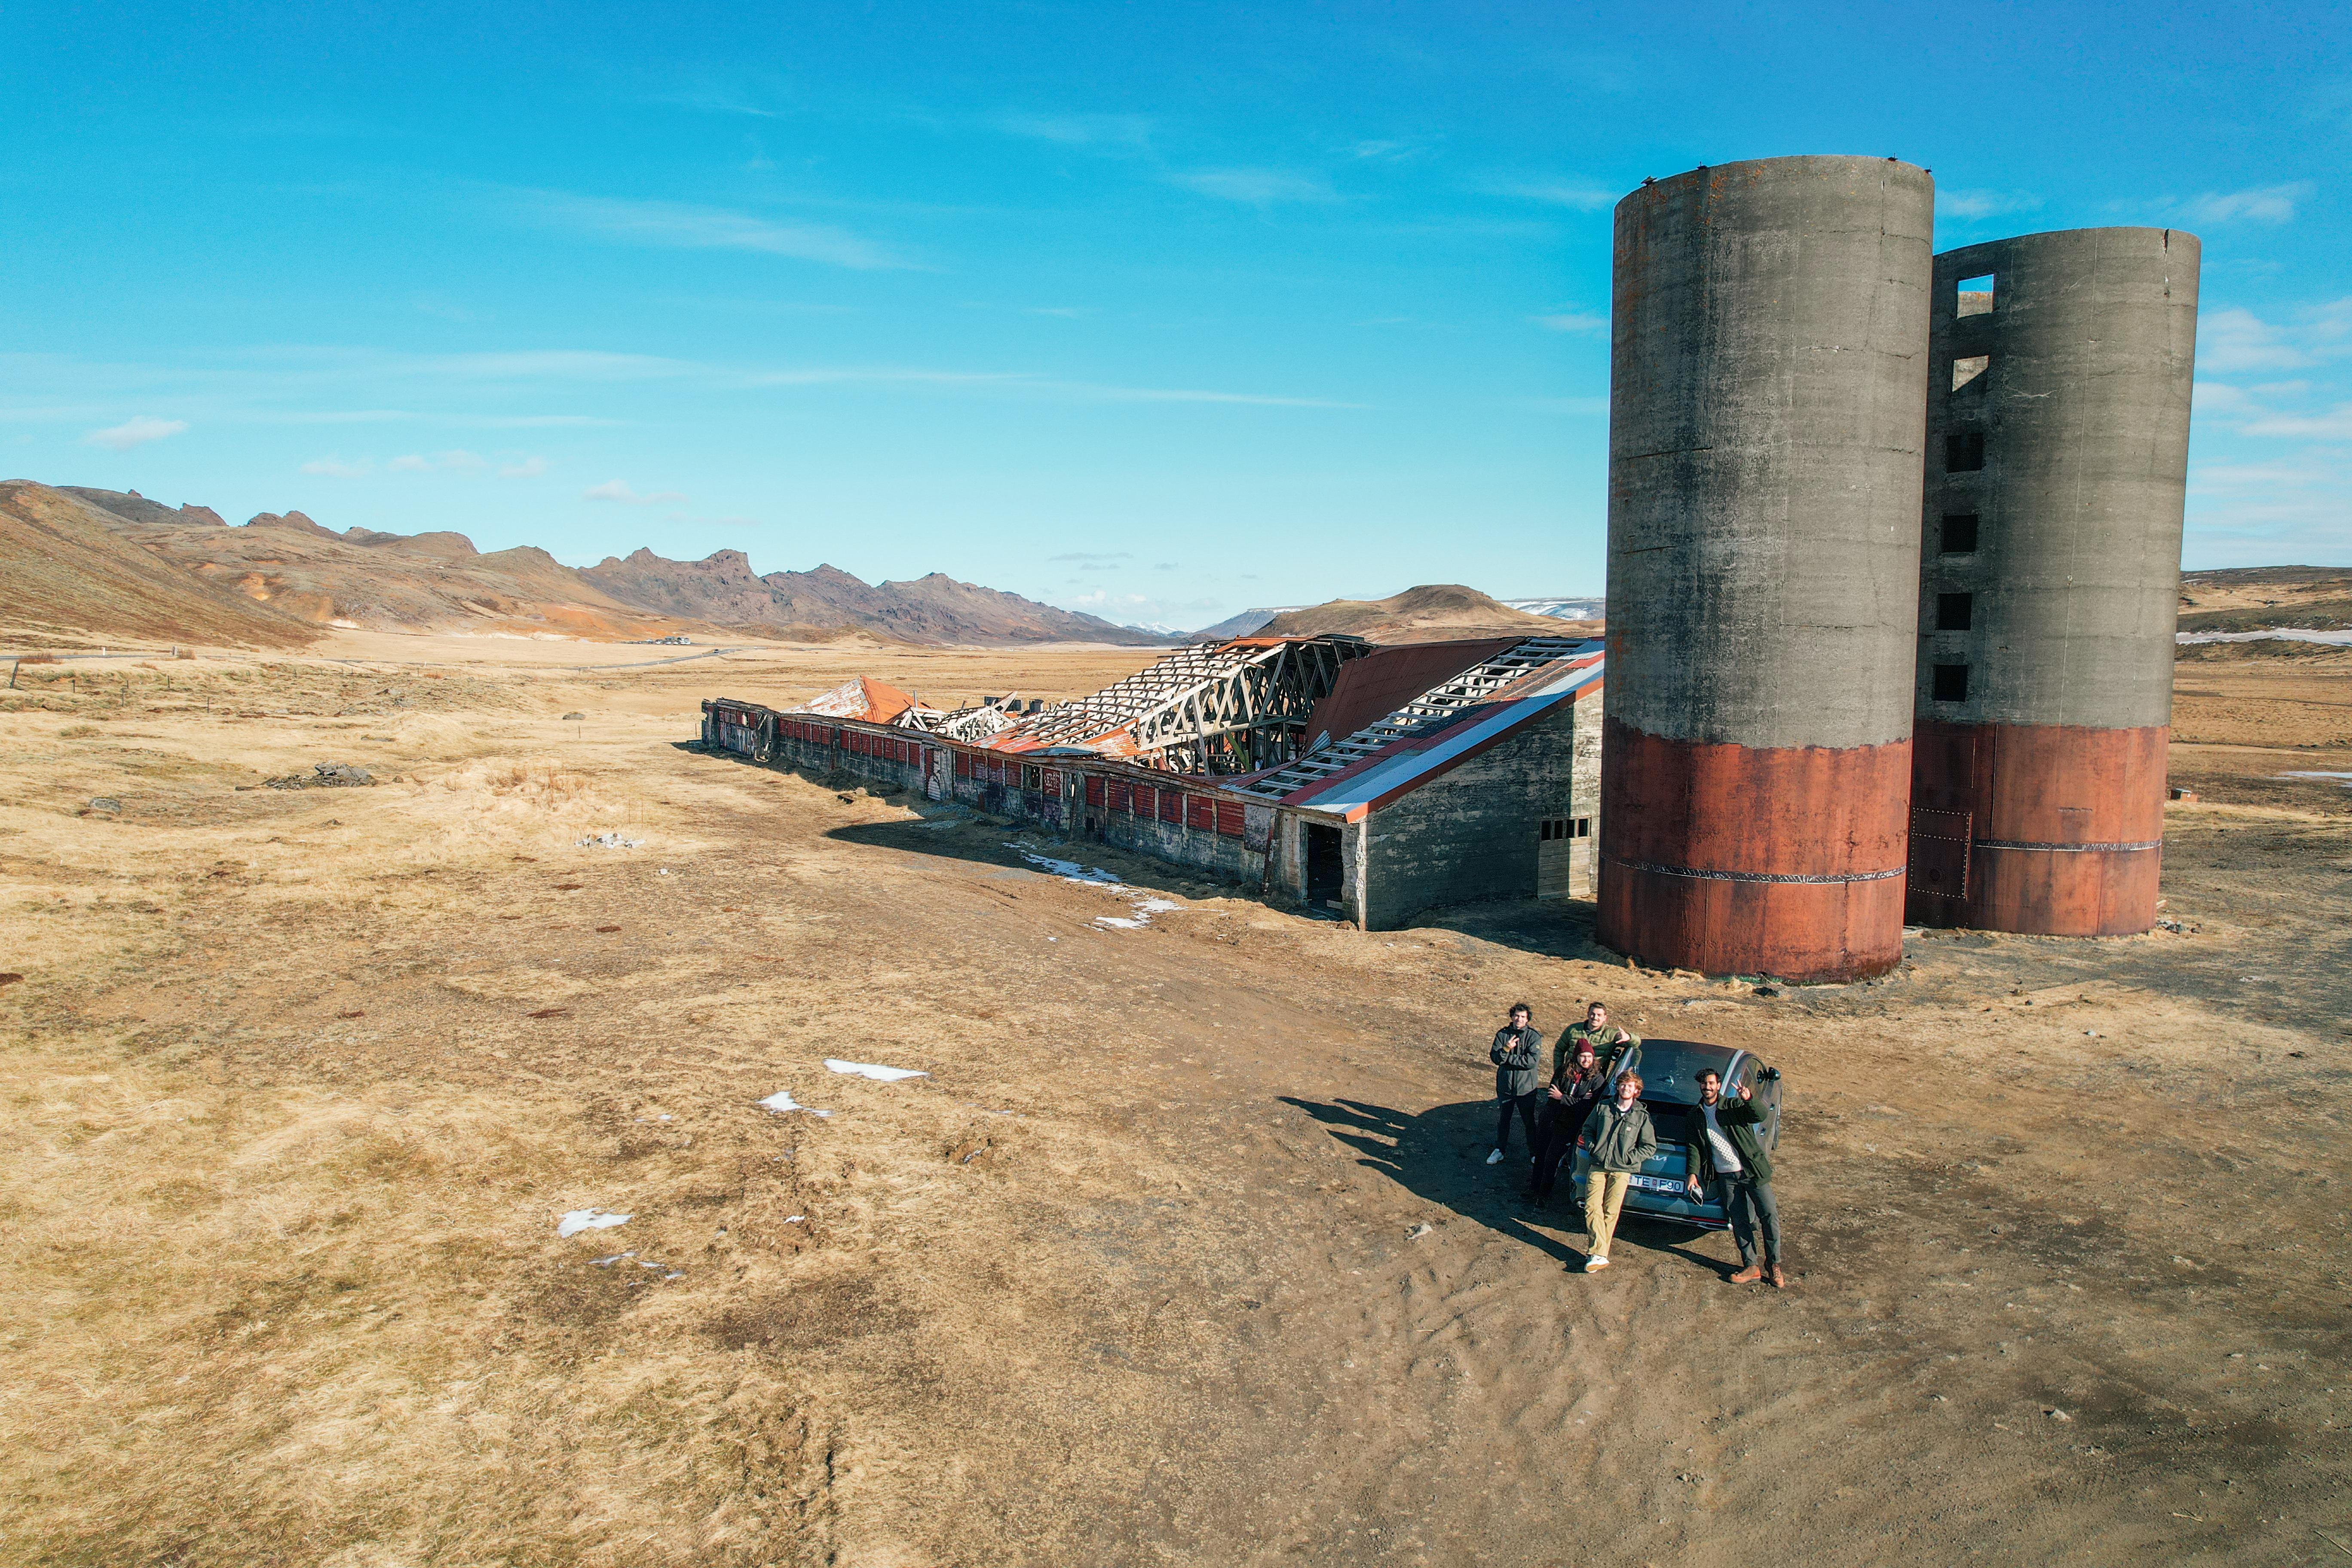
left=1527, top=1002, right=1638, bottom=1202
left=1579, top=1071, right=1656, bottom=1272
left=1685, top=1069, right=1783, bottom=1289
left=1486, top=1004, right=1544, bottom=1166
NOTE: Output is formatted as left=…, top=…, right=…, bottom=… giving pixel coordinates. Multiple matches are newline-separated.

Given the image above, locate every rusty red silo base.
left=1905, top=720, right=2167, bottom=936
left=1597, top=719, right=1911, bottom=981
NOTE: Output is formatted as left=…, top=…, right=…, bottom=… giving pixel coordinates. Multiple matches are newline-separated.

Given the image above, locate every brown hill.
left=0, top=482, right=314, bottom=649
left=2179, top=566, right=2352, bottom=634
left=579, top=548, right=1166, bottom=646
left=58, top=487, right=702, bottom=642
left=1256, top=584, right=1596, bottom=644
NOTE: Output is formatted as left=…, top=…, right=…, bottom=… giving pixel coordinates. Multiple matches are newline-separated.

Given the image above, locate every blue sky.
left=4, top=3, right=2346, bottom=631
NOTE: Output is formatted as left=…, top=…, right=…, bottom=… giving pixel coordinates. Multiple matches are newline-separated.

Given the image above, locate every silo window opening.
left=1941, top=512, right=1980, bottom=554
left=1936, top=592, right=1975, bottom=632
left=1932, top=663, right=1971, bottom=703
left=1946, top=430, right=1986, bottom=473
left=1956, top=273, right=1995, bottom=316
left=1540, top=818, right=1593, bottom=842
left=1951, top=354, right=1990, bottom=391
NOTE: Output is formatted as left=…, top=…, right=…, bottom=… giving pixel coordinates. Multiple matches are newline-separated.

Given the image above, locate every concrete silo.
left=1905, top=228, right=2199, bottom=935
left=1598, top=155, right=1934, bottom=982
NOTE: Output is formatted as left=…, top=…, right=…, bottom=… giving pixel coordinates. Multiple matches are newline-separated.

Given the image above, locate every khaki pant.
left=1584, top=1170, right=1632, bottom=1259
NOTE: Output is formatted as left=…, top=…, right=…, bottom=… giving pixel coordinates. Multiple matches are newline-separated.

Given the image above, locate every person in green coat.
left=1685, top=1069, right=1783, bottom=1289
left=1578, top=1071, right=1656, bottom=1272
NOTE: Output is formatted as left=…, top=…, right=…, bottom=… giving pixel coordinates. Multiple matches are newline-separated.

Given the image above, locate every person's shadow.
left=1279, top=1096, right=1736, bottom=1276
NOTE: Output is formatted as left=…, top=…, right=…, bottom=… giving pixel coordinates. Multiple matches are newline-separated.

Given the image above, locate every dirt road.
left=1, top=639, right=2346, bottom=1565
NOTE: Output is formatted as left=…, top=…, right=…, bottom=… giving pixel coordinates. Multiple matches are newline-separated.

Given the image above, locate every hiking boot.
left=1769, top=1264, right=1787, bottom=1290
left=1485, top=1148, right=1505, bottom=1165
left=1728, top=1263, right=1764, bottom=1285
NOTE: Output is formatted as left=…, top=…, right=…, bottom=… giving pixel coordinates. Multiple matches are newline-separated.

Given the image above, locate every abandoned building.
left=700, top=632, right=1603, bottom=931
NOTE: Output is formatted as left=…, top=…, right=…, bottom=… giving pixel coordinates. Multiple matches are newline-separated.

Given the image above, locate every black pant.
left=1529, top=1103, right=1587, bottom=1196
left=1494, top=1090, right=1541, bottom=1153
left=1722, top=1172, right=1782, bottom=1265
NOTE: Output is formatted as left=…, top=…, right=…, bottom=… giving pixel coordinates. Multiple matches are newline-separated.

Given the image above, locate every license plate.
left=1630, top=1176, right=1684, bottom=1195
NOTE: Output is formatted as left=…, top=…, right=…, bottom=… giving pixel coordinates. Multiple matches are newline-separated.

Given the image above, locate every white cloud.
left=990, top=111, right=1153, bottom=148
left=2199, top=307, right=2311, bottom=374
left=1169, top=167, right=1339, bottom=205
left=583, top=478, right=686, bottom=505
left=2242, top=404, right=2352, bottom=439
left=387, top=453, right=432, bottom=472
left=499, top=455, right=548, bottom=478
left=1533, top=312, right=1608, bottom=334
left=300, top=455, right=371, bottom=477
left=1937, top=189, right=2045, bottom=221
left=2182, top=183, right=2309, bottom=225
left=521, top=190, right=916, bottom=271
left=83, top=416, right=187, bottom=450
left=1489, top=179, right=1616, bottom=211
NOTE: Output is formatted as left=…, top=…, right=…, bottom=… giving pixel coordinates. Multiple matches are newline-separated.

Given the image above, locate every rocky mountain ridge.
left=4, top=483, right=1170, bottom=647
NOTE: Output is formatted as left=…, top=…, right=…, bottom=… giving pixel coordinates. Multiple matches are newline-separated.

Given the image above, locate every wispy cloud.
left=1050, top=551, right=1133, bottom=564
left=520, top=191, right=917, bottom=271
left=83, top=416, right=187, bottom=450
left=583, top=478, right=686, bottom=505
left=2199, top=307, right=2312, bottom=374
left=1533, top=311, right=1608, bottom=335
left=1487, top=178, right=1616, bottom=211
left=2240, top=404, right=2352, bottom=439
left=499, top=455, right=549, bottom=478
left=1170, top=167, right=1339, bottom=205
left=2180, top=183, right=2309, bottom=225
left=300, top=454, right=371, bottom=477
left=991, top=110, right=1153, bottom=149
left=1937, top=189, right=2045, bottom=221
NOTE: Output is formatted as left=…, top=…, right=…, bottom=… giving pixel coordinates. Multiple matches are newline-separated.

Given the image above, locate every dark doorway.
left=1305, top=822, right=1343, bottom=906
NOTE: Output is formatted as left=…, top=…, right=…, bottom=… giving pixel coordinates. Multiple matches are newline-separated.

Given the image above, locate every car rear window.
left=1622, top=1043, right=1736, bottom=1105
left=1647, top=1106, right=1693, bottom=1148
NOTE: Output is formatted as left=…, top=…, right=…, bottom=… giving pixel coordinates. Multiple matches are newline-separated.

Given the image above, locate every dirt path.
left=0, top=646, right=2346, bottom=1565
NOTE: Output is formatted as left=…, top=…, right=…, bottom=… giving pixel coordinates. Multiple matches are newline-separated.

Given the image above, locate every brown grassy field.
left=2, top=633, right=2347, bottom=1566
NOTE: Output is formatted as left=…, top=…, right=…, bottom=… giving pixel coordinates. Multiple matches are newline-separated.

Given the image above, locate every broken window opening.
left=1936, top=591, right=1975, bottom=632
left=1941, top=512, right=1980, bottom=554
left=1946, top=430, right=1986, bottom=473
left=1931, top=663, right=1970, bottom=704
left=1956, top=273, right=1994, bottom=317
left=1951, top=354, right=1989, bottom=392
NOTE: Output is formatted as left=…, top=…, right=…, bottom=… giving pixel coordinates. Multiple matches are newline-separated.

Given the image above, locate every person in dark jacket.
left=1579, top=1072, right=1656, bottom=1271
left=1685, top=1069, right=1783, bottom=1288
left=1524, top=1033, right=1614, bottom=1202
left=1486, top=1004, right=1544, bottom=1166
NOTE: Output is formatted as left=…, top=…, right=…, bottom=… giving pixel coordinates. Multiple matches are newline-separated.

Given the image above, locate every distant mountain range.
left=0, top=481, right=1170, bottom=648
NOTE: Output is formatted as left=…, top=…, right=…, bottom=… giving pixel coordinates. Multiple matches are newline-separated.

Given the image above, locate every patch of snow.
left=757, top=1089, right=833, bottom=1117
left=558, top=1209, right=631, bottom=1238
left=2180, top=628, right=2352, bottom=646
left=784, top=1215, right=806, bottom=1224
left=825, top=1059, right=928, bottom=1082
left=2282, top=772, right=2352, bottom=789
left=1007, top=842, right=1186, bottom=931
left=579, top=831, right=643, bottom=848
left=591, top=1252, right=631, bottom=1266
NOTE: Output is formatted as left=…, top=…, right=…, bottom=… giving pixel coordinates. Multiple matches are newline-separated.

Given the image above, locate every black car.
left=1568, top=1038, right=1782, bottom=1230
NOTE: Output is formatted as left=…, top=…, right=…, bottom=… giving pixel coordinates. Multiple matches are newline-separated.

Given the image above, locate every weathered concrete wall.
left=1920, top=227, right=2198, bottom=733
left=1599, top=154, right=1933, bottom=981
left=1092, top=810, right=1265, bottom=882
left=1360, top=695, right=1589, bottom=931
left=1909, top=227, right=2197, bottom=939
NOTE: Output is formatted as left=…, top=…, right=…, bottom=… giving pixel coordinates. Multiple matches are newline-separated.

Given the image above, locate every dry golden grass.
left=0, top=635, right=2346, bottom=1566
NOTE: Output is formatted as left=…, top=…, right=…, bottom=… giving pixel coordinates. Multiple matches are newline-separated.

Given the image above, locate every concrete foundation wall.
left=1359, top=694, right=1591, bottom=931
